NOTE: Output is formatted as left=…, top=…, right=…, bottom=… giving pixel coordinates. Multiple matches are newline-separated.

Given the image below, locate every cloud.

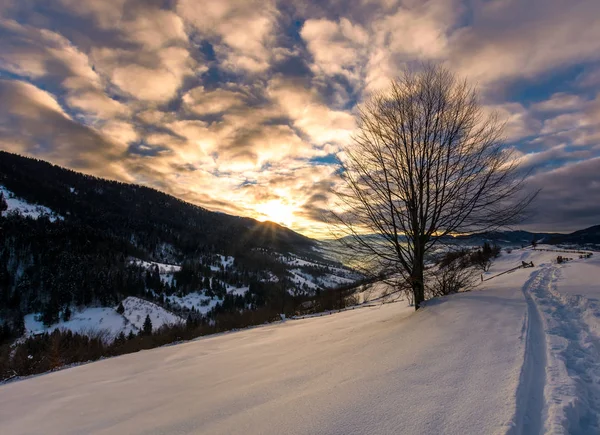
left=0, top=0, right=599, bottom=236
left=90, top=45, right=198, bottom=103
left=0, top=18, right=100, bottom=86
left=525, top=157, right=600, bottom=231
left=268, top=79, right=355, bottom=146
left=177, top=0, right=279, bottom=73
left=449, top=0, right=600, bottom=84
left=183, top=86, right=249, bottom=116
left=531, top=93, right=586, bottom=113
left=301, top=18, right=369, bottom=84
left=0, top=79, right=128, bottom=179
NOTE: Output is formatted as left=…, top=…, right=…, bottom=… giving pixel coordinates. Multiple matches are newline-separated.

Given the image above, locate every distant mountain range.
left=449, top=226, right=600, bottom=248
left=331, top=226, right=600, bottom=250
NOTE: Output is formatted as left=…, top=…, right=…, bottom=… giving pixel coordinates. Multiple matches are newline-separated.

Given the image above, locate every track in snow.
left=511, top=268, right=547, bottom=435
left=516, top=265, right=600, bottom=434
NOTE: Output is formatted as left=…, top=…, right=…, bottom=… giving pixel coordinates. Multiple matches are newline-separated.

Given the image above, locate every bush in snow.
left=427, top=260, right=477, bottom=298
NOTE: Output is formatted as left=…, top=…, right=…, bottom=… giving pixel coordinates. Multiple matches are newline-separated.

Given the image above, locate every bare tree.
left=330, top=64, right=536, bottom=310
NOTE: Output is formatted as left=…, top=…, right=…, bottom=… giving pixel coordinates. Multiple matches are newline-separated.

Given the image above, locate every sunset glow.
left=256, top=200, right=296, bottom=228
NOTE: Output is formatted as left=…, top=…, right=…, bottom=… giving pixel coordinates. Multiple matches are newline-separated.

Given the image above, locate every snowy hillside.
left=23, top=297, right=183, bottom=341
left=0, top=185, right=63, bottom=221
left=24, top=307, right=136, bottom=340
left=128, top=258, right=181, bottom=275
left=121, top=297, right=183, bottom=331
left=279, top=252, right=362, bottom=294
left=2, top=246, right=599, bottom=434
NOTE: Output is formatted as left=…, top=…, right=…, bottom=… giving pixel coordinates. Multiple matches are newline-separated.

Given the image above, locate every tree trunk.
left=412, top=243, right=425, bottom=310
left=412, top=269, right=425, bottom=310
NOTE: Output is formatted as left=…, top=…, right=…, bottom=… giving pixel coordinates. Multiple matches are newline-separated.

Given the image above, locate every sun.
left=256, top=200, right=295, bottom=228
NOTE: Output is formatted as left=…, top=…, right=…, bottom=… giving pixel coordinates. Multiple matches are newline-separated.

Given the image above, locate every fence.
left=531, top=247, right=594, bottom=255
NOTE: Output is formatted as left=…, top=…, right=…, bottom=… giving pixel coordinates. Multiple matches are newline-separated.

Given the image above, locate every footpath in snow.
left=0, top=246, right=599, bottom=434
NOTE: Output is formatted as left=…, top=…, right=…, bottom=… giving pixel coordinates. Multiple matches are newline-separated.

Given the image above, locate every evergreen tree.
left=14, top=311, right=25, bottom=336
left=0, top=192, right=7, bottom=217
left=62, top=305, right=71, bottom=322
left=116, top=302, right=125, bottom=315
left=142, top=314, right=152, bottom=335
left=115, top=331, right=126, bottom=345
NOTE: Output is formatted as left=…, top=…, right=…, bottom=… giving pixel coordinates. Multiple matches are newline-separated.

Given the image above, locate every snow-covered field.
left=0, top=185, right=63, bottom=221
left=2, top=246, right=599, bottom=434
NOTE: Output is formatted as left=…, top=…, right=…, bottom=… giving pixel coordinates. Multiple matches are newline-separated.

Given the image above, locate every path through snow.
left=512, top=255, right=600, bottom=434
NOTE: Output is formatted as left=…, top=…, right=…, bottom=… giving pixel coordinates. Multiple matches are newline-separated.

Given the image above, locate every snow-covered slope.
left=24, top=307, right=135, bottom=341
left=121, top=297, right=183, bottom=331
left=0, top=185, right=63, bottom=221
left=128, top=258, right=181, bottom=275
left=2, top=246, right=599, bottom=434
left=23, top=297, right=183, bottom=340
left=279, top=253, right=362, bottom=293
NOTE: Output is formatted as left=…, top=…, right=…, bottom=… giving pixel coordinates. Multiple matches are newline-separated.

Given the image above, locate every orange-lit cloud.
left=1, top=0, right=600, bottom=237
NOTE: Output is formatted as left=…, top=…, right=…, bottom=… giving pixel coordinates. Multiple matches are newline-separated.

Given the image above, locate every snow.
left=3, top=246, right=600, bottom=434
left=280, top=253, right=361, bottom=292
left=225, top=284, right=249, bottom=296
left=128, top=258, right=181, bottom=286
left=22, top=296, right=183, bottom=340
left=128, top=258, right=181, bottom=274
left=167, top=285, right=249, bottom=315
left=477, top=245, right=600, bottom=433
left=121, top=297, right=183, bottom=331
left=166, top=292, right=220, bottom=315
left=24, top=307, right=135, bottom=341
left=316, top=272, right=356, bottom=288
left=0, top=185, right=63, bottom=222
left=353, top=280, right=404, bottom=304
left=289, top=268, right=319, bottom=291
left=209, top=255, right=235, bottom=271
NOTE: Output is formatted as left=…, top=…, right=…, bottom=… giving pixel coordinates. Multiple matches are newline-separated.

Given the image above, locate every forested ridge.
left=0, top=152, right=360, bottom=380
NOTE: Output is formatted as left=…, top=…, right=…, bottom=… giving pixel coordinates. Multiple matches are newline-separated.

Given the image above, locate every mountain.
left=452, top=227, right=600, bottom=248
left=447, top=230, right=558, bottom=247
left=332, top=226, right=600, bottom=250
left=547, top=225, right=600, bottom=246
left=0, top=151, right=315, bottom=259
left=0, top=151, right=358, bottom=346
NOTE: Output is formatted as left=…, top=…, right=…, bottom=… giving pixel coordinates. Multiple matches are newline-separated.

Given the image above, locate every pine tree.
left=62, top=306, right=71, bottom=322
left=116, top=302, right=125, bottom=315
left=115, top=331, right=126, bottom=345
left=0, top=192, right=7, bottom=217
left=142, top=314, right=152, bottom=335
left=14, top=311, right=25, bottom=336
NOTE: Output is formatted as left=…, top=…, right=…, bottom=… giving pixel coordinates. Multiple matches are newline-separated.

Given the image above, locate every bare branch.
left=329, top=63, right=537, bottom=310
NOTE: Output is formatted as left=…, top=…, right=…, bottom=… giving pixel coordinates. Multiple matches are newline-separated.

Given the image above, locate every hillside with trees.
left=0, top=152, right=360, bottom=379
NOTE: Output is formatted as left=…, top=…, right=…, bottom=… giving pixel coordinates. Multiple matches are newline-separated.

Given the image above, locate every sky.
left=0, top=0, right=599, bottom=238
